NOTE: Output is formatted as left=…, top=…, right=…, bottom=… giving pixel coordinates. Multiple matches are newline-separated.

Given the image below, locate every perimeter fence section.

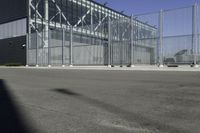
left=27, top=3, right=200, bottom=67
left=72, top=21, right=109, bottom=66
left=109, top=15, right=158, bottom=66
left=28, top=25, right=109, bottom=66
left=135, top=4, right=200, bottom=65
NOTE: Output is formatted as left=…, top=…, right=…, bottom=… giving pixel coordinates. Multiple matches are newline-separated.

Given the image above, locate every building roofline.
left=89, top=0, right=129, bottom=18
left=0, top=17, right=27, bottom=25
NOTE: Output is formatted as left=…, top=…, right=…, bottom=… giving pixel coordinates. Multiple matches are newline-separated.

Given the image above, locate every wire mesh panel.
left=111, top=19, right=131, bottom=66
left=133, top=13, right=159, bottom=65
left=72, top=22, right=108, bottom=65
left=134, top=5, right=200, bottom=66
left=163, top=6, right=194, bottom=65
left=163, top=35, right=193, bottom=64
left=28, top=33, right=37, bottom=66
left=37, top=32, right=48, bottom=66
left=72, top=34, right=108, bottom=65
left=49, top=28, right=71, bottom=66
left=63, top=30, right=70, bottom=65
left=28, top=32, right=48, bottom=66
left=49, top=29, right=63, bottom=66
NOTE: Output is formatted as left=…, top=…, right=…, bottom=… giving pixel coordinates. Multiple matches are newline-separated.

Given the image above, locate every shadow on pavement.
left=54, top=88, right=80, bottom=96
left=52, top=88, right=190, bottom=133
left=0, top=79, right=32, bottom=133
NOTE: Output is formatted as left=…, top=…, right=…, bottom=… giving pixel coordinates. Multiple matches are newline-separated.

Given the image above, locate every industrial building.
left=0, top=0, right=27, bottom=65
left=1, top=0, right=198, bottom=67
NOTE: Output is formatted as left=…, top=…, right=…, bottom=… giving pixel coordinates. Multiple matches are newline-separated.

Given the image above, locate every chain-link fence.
left=110, top=15, right=157, bottom=66
left=110, top=18, right=131, bottom=66
left=27, top=4, right=200, bottom=67
left=28, top=24, right=109, bottom=66
left=135, top=4, right=200, bottom=66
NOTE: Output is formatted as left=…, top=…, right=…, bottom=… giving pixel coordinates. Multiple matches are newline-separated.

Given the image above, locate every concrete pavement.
left=0, top=68, right=200, bottom=133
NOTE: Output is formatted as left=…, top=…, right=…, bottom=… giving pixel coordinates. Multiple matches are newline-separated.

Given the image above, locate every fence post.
left=62, top=28, right=65, bottom=67
left=192, top=4, right=199, bottom=67
left=158, top=9, right=164, bottom=67
left=26, top=33, right=29, bottom=67
left=36, top=32, right=39, bottom=67
left=197, top=4, right=200, bottom=66
left=26, top=0, right=31, bottom=67
left=130, top=15, right=135, bottom=67
left=48, top=29, right=51, bottom=67
left=69, top=26, right=73, bottom=67
left=108, top=17, right=111, bottom=67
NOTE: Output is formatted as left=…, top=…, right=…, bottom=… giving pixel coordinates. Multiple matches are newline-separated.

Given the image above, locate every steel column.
left=192, top=4, right=199, bottom=67
left=130, top=15, right=134, bottom=67
left=44, top=0, right=49, bottom=47
left=108, top=17, right=111, bottom=67
left=69, top=26, right=73, bottom=67
left=26, top=33, right=29, bottom=67
left=36, top=32, right=39, bottom=67
left=27, top=0, right=32, bottom=67
left=48, top=30, right=51, bottom=67
left=62, top=28, right=65, bottom=67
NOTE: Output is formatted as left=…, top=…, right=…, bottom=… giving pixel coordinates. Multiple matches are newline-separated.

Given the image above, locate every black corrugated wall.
left=0, top=36, right=26, bottom=65
left=0, top=0, right=27, bottom=65
left=0, top=0, right=27, bottom=24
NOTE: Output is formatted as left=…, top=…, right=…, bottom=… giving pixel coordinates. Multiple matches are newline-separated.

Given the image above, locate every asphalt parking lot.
left=0, top=67, right=200, bottom=133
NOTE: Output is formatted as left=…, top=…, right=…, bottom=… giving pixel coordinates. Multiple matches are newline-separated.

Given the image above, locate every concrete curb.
left=1, top=66, right=200, bottom=72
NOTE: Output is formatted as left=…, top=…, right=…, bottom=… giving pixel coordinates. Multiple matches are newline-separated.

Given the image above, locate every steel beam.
left=44, top=0, right=49, bottom=47
left=94, top=15, right=108, bottom=31
left=74, top=10, right=91, bottom=27
left=51, top=0, right=71, bottom=26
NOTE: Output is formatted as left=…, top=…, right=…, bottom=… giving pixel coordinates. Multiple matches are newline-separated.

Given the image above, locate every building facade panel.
left=0, top=19, right=27, bottom=40
left=0, top=0, right=27, bottom=24
left=0, top=36, right=26, bottom=65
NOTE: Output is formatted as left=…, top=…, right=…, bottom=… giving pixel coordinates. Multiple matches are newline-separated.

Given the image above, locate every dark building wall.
left=0, top=0, right=27, bottom=24
left=0, top=36, right=26, bottom=65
